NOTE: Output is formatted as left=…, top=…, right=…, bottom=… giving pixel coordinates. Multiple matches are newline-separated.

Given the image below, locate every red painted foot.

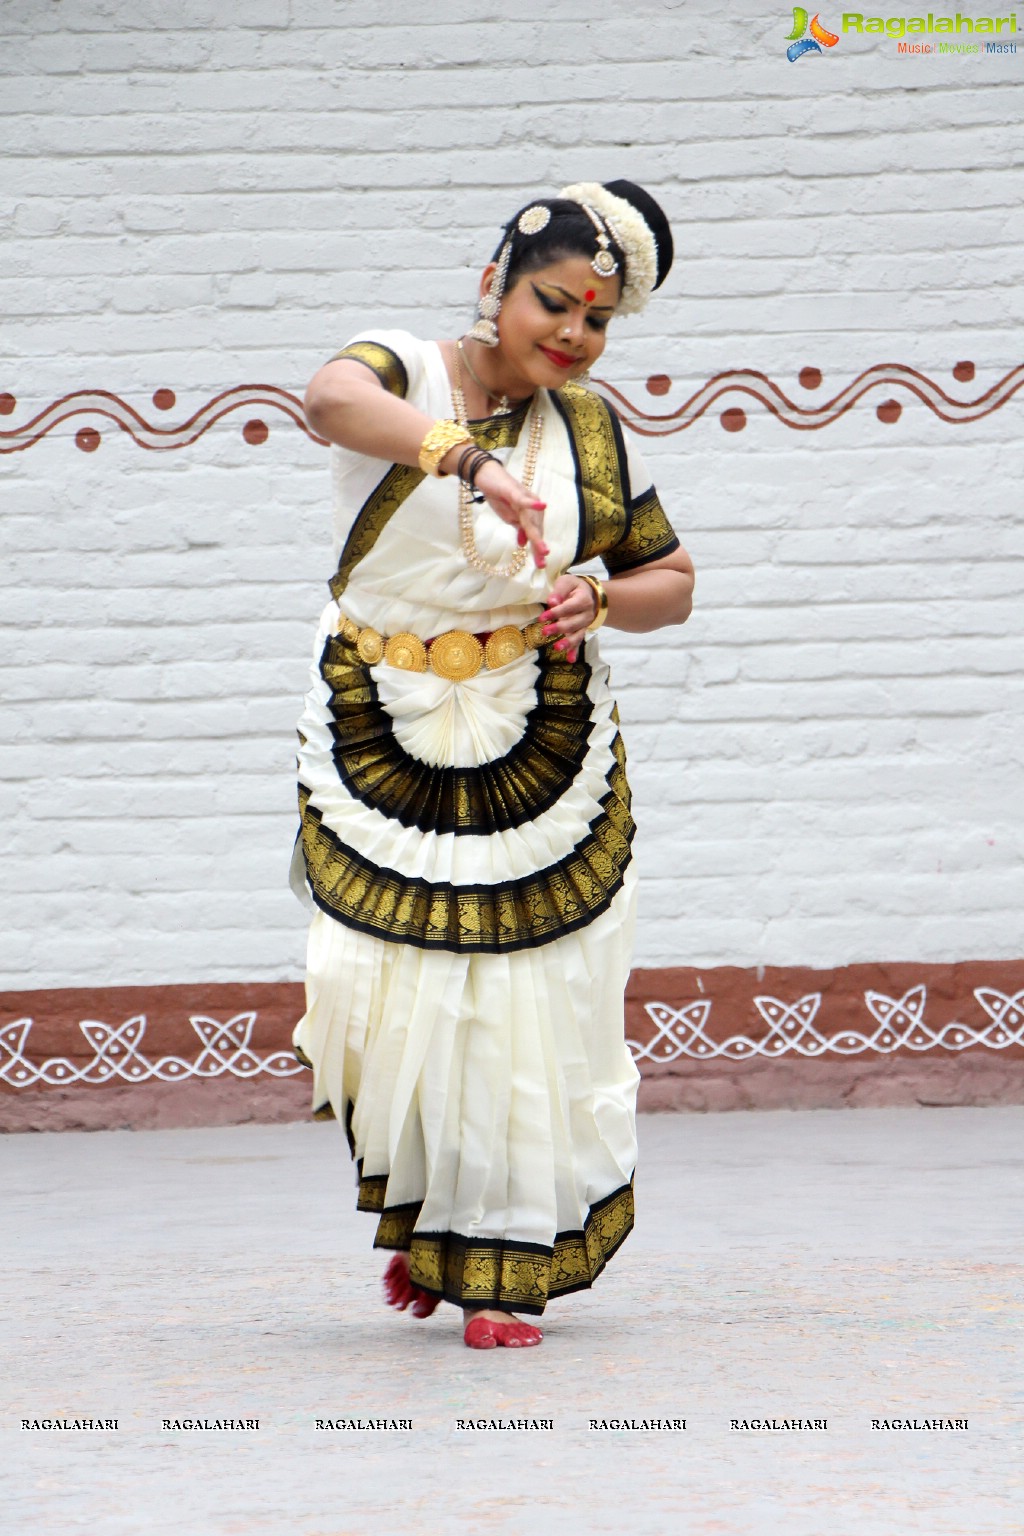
left=463, top=1317, right=544, bottom=1349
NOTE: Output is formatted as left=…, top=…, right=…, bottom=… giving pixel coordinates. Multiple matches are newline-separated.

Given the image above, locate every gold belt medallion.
left=384, top=632, right=429, bottom=673
left=428, top=630, right=486, bottom=682
left=355, top=626, right=385, bottom=665
left=484, top=624, right=528, bottom=670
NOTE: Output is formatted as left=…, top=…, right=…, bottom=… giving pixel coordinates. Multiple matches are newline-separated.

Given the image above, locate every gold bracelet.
left=418, top=419, right=474, bottom=477
left=578, top=574, right=609, bottom=631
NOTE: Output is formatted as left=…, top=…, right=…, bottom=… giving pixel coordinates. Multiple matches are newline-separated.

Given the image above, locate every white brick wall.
left=2, top=0, right=1022, bottom=986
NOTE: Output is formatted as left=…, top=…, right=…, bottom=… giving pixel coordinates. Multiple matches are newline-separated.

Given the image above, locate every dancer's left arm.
left=541, top=546, right=695, bottom=659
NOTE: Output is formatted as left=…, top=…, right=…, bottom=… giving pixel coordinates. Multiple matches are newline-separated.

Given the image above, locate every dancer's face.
left=484, top=255, right=620, bottom=393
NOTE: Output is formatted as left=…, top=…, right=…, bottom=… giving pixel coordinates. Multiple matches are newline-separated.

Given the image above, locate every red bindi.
left=584, top=289, right=596, bottom=303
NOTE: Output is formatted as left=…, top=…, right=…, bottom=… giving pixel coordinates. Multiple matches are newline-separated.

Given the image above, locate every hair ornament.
left=517, top=205, right=551, bottom=235
left=560, top=181, right=659, bottom=314
left=577, top=202, right=620, bottom=278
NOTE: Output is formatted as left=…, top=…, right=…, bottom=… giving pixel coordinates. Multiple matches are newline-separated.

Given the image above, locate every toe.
left=464, top=1318, right=500, bottom=1349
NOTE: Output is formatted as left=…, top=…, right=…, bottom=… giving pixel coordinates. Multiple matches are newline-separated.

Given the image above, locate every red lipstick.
left=538, top=345, right=577, bottom=369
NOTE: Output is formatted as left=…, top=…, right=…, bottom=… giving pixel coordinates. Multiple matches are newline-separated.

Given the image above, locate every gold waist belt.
left=335, top=610, right=550, bottom=683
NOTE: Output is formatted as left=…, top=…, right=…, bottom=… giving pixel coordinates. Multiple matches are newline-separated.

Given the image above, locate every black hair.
left=493, top=198, right=628, bottom=292
left=489, top=182, right=674, bottom=298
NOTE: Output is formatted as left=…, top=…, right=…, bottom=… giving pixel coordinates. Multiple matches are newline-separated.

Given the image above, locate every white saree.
left=291, top=331, right=680, bottom=1315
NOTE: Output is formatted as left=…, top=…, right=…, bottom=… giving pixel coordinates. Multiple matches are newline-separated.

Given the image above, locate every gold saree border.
left=364, top=1178, right=635, bottom=1315
left=297, top=760, right=634, bottom=953
left=330, top=341, right=409, bottom=399
left=552, top=382, right=630, bottom=566
left=605, top=487, right=681, bottom=574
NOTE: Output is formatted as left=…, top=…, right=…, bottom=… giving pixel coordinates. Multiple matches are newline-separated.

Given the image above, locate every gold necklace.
left=452, top=347, right=542, bottom=580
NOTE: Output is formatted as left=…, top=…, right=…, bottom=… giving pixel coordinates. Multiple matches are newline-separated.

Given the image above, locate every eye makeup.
left=531, top=283, right=610, bottom=331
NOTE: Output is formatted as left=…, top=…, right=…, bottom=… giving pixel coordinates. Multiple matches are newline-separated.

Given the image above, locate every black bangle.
left=455, top=445, right=479, bottom=482
left=468, top=451, right=498, bottom=488
left=461, top=450, right=498, bottom=503
left=455, top=447, right=499, bottom=505
left=457, top=447, right=488, bottom=482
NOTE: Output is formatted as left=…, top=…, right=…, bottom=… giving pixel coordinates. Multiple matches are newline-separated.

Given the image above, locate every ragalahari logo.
left=786, top=8, right=841, bottom=58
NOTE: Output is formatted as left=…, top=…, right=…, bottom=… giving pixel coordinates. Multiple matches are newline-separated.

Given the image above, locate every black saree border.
left=366, top=1178, right=635, bottom=1315
left=328, top=401, right=532, bottom=605
left=296, top=762, right=635, bottom=953
left=319, top=637, right=601, bottom=837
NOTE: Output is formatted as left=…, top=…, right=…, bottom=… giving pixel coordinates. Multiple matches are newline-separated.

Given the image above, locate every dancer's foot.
left=463, top=1308, right=544, bottom=1349
left=382, top=1253, right=440, bottom=1319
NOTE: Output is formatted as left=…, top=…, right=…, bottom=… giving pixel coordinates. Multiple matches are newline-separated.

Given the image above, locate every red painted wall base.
left=2, top=962, right=1022, bottom=1131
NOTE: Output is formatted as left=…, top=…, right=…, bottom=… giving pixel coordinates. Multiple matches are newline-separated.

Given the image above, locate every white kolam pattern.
left=0, top=1013, right=303, bottom=1088
left=629, top=986, right=1024, bottom=1064
left=3, top=988, right=1022, bottom=1088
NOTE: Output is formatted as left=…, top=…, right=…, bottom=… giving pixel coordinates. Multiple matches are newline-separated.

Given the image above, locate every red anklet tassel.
left=382, top=1255, right=441, bottom=1319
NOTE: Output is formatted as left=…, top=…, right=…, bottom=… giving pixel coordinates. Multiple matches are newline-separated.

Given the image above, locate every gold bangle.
left=578, top=573, right=609, bottom=631
left=418, top=419, right=473, bottom=477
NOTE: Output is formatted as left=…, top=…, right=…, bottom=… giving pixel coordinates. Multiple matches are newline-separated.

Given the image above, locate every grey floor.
left=3, top=1105, right=1022, bottom=1535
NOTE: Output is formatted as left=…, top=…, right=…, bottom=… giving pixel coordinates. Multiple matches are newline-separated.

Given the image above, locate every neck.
left=458, top=337, right=534, bottom=409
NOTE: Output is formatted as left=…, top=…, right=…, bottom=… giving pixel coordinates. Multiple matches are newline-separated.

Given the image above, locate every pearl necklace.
left=451, top=347, right=543, bottom=581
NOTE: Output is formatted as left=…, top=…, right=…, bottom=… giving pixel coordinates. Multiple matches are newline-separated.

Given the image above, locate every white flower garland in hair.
left=559, top=181, right=659, bottom=315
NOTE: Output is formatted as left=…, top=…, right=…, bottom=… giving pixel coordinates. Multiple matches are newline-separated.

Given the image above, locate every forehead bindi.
left=536, top=279, right=617, bottom=312
left=533, top=257, right=619, bottom=309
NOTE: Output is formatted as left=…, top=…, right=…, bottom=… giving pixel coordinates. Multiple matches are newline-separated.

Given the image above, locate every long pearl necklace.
left=451, top=346, right=543, bottom=581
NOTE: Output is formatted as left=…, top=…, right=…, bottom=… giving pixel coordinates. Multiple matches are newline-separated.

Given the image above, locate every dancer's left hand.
left=539, top=575, right=600, bottom=663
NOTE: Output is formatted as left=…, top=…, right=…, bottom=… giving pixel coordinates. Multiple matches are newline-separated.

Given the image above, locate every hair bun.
left=601, top=180, right=674, bottom=290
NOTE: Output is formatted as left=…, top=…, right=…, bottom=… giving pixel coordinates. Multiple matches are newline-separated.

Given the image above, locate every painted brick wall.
left=2, top=0, right=1022, bottom=990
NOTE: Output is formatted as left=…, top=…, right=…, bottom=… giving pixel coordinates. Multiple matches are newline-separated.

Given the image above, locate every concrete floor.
left=3, top=1105, right=1022, bottom=1535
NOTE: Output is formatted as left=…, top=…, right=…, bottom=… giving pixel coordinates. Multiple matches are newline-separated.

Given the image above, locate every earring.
left=467, top=238, right=512, bottom=348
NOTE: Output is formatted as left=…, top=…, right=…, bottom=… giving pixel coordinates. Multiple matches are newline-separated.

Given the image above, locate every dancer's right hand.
left=471, top=459, right=548, bottom=570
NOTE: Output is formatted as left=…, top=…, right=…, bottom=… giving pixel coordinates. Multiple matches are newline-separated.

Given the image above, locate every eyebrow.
left=535, top=281, right=615, bottom=312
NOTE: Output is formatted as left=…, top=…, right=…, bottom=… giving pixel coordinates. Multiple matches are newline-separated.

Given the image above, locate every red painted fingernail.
left=532, top=501, right=546, bottom=510
left=517, top=529, right=527, bottom=546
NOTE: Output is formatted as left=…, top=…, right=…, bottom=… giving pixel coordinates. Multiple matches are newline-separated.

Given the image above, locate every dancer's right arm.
left=304, top=360, right=548, bottom=566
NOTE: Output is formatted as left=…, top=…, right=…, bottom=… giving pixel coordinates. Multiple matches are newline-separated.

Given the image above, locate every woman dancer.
left=292, top=180, right=694, bottom=1349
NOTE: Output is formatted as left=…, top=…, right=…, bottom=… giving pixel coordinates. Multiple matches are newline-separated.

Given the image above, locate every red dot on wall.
left=646, top=374, right=672, bottom=397
left=720, top=407, right=746, bottom=433
left=876, top=399, right=902, bottom=424
left=243, top=419, right=269, bottom=445
left=153, top=388, right=176, bottom=411
left=75, top=426, right=101, bottom=452
left=952, top=360, right=975, bottom=383
left=798, top=366, right=822, bottom=390
left=0, top=392, right=15, bottom=416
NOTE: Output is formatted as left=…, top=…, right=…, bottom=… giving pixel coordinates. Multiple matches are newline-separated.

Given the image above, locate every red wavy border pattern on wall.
left=1, top=363, right=1022, bottom=453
